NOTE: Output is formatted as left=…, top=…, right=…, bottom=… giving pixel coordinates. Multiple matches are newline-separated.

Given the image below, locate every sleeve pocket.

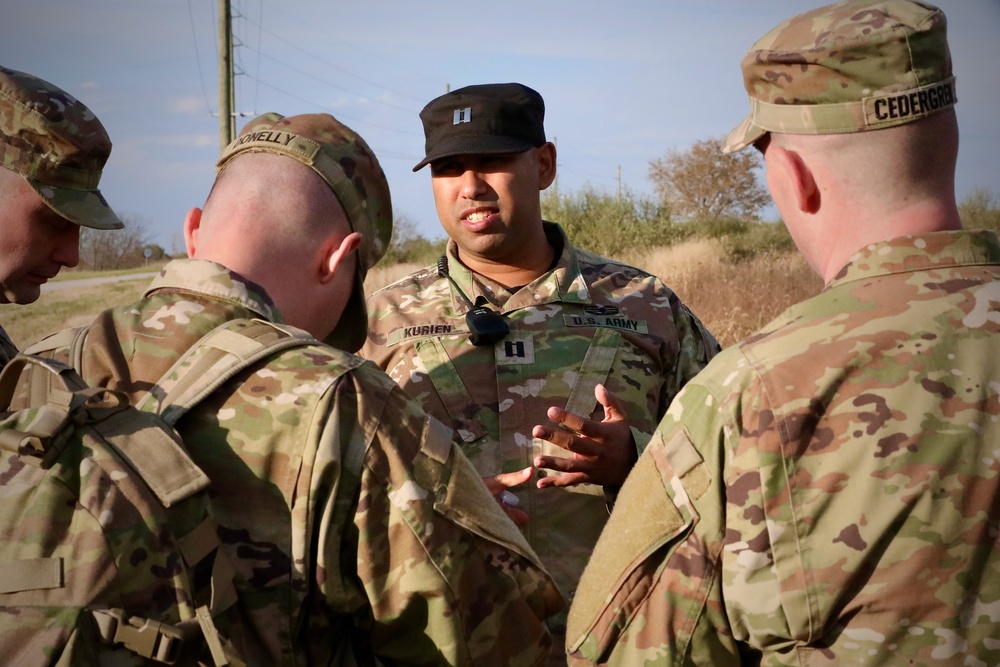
left=413, top=415, right=543, bottom=568
left=567, top=428, right=709, bottom=662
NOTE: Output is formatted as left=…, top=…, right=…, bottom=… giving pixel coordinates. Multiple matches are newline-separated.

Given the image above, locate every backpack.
left=0, top=318, right=318, bottom=666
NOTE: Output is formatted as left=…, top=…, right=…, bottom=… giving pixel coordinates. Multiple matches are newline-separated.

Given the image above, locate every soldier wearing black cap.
left=362, top=82, right=719, bottom=663
left=0, top=65, right=123, bottom=369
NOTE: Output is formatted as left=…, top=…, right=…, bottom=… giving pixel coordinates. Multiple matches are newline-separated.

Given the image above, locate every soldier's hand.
left=482, top=467, right=532, bottom=527
left=532, top=384, right=638, bottom=489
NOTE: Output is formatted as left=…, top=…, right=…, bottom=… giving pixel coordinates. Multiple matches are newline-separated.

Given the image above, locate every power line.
left=242, top=12, right=427, bottom=106
left=252, top=0, right=263, bottom=112
left=186, top=0, right=213, bottom=115
left=246, top=75, right=422, bottom=137
left=255, top=2, right=443, bottom=90
left=247, top=47, right=419, bottom=115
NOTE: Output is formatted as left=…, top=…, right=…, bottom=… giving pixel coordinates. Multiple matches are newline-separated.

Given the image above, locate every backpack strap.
left=19, top=324, right=90, bottom=408
left=135, top=319, right=318, bottom=666
left=90, top=607, right=249, bottom=667
left=135, top=318, right=319, bottom=425
left=12, top=318, right=324, bottom=665
left=90, top=319, right=316, bottom=667
left=21, top=323, right=89, bottom=364
left=0, top=355, right=208, bottom=504
left=8, top=317, right=321, bottom=510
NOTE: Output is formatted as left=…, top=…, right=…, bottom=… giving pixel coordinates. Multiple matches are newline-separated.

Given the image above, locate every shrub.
left=542, top=185, right=690, bottom=258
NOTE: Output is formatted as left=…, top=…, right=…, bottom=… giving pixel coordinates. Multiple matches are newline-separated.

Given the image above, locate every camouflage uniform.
left=0, top=324, right=16, bottom=370
left=0, top=67, right=121, bottom=364
left=0, top=65, right=122, bottom=230
left=567, top=230, right=1000, bottom=665
left=362, top=222, right=719, bottom=643
left=52, top=258, right=561, bottom=666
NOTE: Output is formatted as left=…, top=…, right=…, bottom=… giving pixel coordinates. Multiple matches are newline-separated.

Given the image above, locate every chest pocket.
left=415, top=326, right=622, bottom=469
left=415, top=337, right=488, bottom=444
left=562, top=327, right=621, bottom=418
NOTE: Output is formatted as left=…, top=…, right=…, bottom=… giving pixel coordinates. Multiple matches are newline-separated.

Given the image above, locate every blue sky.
left=3, top=0, right=998, bottom=249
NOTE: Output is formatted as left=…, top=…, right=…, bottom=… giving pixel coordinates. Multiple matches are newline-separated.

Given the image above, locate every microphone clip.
left=437, top=256, right=510, bottom=346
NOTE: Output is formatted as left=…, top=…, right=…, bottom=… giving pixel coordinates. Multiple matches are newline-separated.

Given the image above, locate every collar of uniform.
left=826, top=230, right=1000, bottom=290
left=543, top=222, right=591, bottom=305
left=442, top=241, right=490, bottom=313
left=442, top=221, right=591, bottom=312
left=143, top=258, right=282, bottom=323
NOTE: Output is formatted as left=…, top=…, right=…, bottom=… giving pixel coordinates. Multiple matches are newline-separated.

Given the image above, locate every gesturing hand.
left=482, top=466, right=532, bottom=527
left=532, top=384, right=638, bottom=489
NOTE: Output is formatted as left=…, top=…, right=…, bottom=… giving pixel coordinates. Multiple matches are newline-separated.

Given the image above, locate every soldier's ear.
left=770, top=146, right=820, bottom=215
left=183, top=207, right=203, bottom=258
left=537, top=142, right=556, bottom=190
left=319, top=232, right=362, bottom=285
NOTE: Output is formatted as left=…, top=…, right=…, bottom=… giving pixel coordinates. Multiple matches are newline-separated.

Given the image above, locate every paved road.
left=41, top=272, right=159, bottom=292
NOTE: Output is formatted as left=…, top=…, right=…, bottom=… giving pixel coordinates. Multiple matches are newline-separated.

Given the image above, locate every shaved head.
left=186, top=152, right=359, bottom=338
left=201, top=152, right=352, bottom=255
left=772, top=110, right=959, bottom=217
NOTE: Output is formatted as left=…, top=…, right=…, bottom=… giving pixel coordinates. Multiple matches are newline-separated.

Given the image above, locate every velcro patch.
left=496, top=336, right=534, bottom=365
left=566, top=436, right=694, bottom=660
left=863, top=78, right=957, bottom=128
left=563, top=314, right=648, bottom=334
left=388, top=324, right=457, bottom=346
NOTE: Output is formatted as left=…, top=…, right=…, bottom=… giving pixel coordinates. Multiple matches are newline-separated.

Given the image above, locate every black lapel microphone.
left=437, top=256, right=510, bottom=346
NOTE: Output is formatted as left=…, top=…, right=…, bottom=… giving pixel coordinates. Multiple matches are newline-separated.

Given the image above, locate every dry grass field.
left=0, top=239, right=822, bottom=351
left=622, top=239, right=823, bottom=347
left=0, top=277, right=154, bottom=349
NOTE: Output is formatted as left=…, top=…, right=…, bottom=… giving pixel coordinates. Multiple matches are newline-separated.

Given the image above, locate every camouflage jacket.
left=362, top=223, right=719, bottom=638
left=43, top=258, right=561, bottom=667
left=0, top=323, right=15, bottom=371
left=567, top=230, right=1000, bottom=666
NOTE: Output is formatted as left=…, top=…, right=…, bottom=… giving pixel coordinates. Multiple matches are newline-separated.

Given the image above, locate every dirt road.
left=41, top=272, right=159, bottom=292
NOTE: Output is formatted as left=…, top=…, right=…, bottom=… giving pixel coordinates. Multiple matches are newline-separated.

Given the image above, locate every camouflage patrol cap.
left=0, top=65, right=123, bottom=229
left=723, top=0, right=956, bottom=153
left=413, top=83, right=546, bottom=171
left=216, top=112, right=393, bottom=352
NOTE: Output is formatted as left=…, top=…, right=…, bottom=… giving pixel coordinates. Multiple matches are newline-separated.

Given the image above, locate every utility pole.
left=218, top=0, right=234, bottom=152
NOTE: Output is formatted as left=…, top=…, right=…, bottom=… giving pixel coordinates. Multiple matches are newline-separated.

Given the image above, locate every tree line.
left=77, top=216, right=168, bottom=272
left=79, top=137, right=1000, bottom=271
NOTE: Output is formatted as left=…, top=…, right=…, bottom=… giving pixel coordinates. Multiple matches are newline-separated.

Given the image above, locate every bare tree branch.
left=649, top=136, right=770, bottom=222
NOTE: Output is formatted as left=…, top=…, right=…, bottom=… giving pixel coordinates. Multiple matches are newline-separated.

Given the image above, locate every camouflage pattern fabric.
left=362, top=222, right=719, bottom=657
left=724, top=0, right=955, bottom=152
left=33, top=258, right=561, bottom=666
left=0, top=65, right=122, bottom=229
left=567, top=230, right=1000, bottom=666
left=0, top=323, right=15, bottom=371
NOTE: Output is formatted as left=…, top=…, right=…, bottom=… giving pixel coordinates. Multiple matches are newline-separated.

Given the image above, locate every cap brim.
left=722, top=115, right=767, bottom=154
left=413, top=135, right=534, bottom=171
left=27, top=176, right=124, bottom=230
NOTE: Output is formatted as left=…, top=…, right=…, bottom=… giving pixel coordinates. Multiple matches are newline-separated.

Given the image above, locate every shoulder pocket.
left=413, top=417, right=539, bottom=566
left=567, top=427, right=710, bottom=662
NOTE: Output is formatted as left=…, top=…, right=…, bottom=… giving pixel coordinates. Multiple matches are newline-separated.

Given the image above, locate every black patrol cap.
left=413, top=82, right=546, bottom=171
